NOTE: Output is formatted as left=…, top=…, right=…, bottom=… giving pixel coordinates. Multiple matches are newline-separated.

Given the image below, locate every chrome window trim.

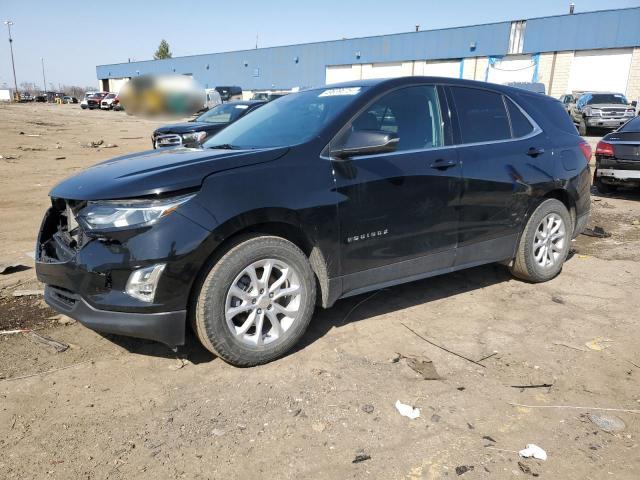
left=323, top=82, right=544, bottom=161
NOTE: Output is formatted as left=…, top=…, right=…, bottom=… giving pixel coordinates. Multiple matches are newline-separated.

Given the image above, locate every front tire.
left=578, top=117, right=590, bottom=136
left=193, top=235, right=316, bottom=367
left=510, top=199, right=572, bottom=283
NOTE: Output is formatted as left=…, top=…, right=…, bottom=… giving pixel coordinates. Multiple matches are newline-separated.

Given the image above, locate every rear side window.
left=450, top=87, right=511, bottom=143
left=506, top=98, right=534, bottom=137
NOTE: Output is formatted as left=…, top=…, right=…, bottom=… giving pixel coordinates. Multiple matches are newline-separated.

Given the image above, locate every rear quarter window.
left=516, top=93, right=578, bottom=136
left=505, top=98, right=534, bottom=137
left=450, top=87, right=511, bottom=143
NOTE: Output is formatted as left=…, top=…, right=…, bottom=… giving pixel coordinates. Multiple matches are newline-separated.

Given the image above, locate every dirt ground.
left=1, top=103, right=639, bottom=479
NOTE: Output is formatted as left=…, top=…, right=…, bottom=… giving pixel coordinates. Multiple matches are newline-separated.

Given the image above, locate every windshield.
left=588, top=94, right=628, bottom=105
left=197, top=103, right=250, bottom=124
left=203, top=86, right=366, bottom=149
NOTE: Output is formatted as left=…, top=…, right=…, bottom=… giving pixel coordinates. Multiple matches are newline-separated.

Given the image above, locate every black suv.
left=35, top=77, right=591, bottom=366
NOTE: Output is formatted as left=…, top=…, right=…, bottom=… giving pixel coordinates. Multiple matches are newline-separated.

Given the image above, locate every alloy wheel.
left=224, top=259, right=302, bottom=347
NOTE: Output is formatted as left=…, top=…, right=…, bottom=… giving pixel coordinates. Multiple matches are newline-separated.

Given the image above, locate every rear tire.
left=510, top=199, right=572, bottom=283
left=193, top=235, right=316, bottom=367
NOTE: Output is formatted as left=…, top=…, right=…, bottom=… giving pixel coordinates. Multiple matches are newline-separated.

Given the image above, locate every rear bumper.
left=596, top=168, right=640, bottom=181
left=45, top=285, right=186, bottom=347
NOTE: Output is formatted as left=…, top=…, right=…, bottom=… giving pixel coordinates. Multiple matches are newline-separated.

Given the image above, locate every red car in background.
left=87, top=92, right=108, bottom=110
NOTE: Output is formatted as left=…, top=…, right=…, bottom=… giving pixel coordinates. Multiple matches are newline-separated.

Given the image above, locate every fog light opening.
left=126, top=264, right=166, bottom=302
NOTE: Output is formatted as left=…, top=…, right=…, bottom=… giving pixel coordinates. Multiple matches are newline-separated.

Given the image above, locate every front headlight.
left=589, top=108, right=602, bottom=116
left=182, top=131, right=207, bottom=143
left=77, top=193, right=195, bottom=231
left=625, top=109, right=635, bottom=116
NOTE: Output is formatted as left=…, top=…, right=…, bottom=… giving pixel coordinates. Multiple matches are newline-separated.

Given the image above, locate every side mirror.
left=632, top=100, right=638, bottom=108
left=332, top=130, right=399, bottom=159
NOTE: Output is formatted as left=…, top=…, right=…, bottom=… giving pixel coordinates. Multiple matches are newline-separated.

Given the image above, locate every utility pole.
left=4, top=20, right=19, bottom=99
left=41, top=57, right=47, bottom=94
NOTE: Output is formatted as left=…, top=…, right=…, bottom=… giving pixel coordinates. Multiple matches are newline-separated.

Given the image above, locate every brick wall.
left=626, top=47, right=640, bottom=103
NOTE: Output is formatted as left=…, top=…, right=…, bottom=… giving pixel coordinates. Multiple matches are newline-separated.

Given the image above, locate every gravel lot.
left=1, top=103, right=639, bottom=479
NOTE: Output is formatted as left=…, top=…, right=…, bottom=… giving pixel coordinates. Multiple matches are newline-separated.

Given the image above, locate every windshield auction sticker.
left=319, top=87, right=361, bottom=97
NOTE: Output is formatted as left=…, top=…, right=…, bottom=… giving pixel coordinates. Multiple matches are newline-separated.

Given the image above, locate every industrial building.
left=96, top=7, right=640, bottom=102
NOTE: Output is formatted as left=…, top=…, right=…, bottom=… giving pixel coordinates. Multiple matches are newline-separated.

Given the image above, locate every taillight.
left=595, top=141, right=614, bottom=157
left=578, top=141, right=592, bottom=161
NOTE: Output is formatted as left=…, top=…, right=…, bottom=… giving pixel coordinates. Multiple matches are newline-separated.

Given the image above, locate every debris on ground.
left=84, top=140, right=104, bottom=148
left=54, top=156, right=66, bottom=160
left=352, top=450, right=371, bottom=463
left=17, top=146, right=47, bottom=151
left=455, top=465, right=474, bottom=475
left=0, top=262, right=28, bottom=274
left=510, top=383, right=553, bottom=389
left=395, top=400, right=420, bottom=419
left=361, top=404, right=374, bottom=414
left=631, top=219, right=639, bottom=226
left=388, top=352, right=402, bottom=363
left=26, top=331, right=69, bottom=353
left=518, top=461, right=539, bottom=476
left=398, top=353, right=441, bottom=380
left=12, top=289, right=44, bottom=297
left=168, top=358, right=192, bottom=370
left=553, top=341, right=587, bottom=352
left=588, top=413, right=626, bottom=433
left=551, top=295, right=565, bottom=304
left=53, top=315, right=76, bottom=326
left=519, top=444, right=547, bottom=461
left=431, top=413, right=441, bottom=423
left=483, top=435, right=497, bottom=443
left=585, top=338, right=613, bottom=351
left=1, top=329, right=31, bottom=335
left=400, top=323, right=486, bottom=368
left=582, top=226, right=611, bottom=238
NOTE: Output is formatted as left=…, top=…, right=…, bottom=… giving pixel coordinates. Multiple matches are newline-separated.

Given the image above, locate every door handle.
left=526, top=147, right=545, bottom=157
left=430, top=158, right=458, bottom=170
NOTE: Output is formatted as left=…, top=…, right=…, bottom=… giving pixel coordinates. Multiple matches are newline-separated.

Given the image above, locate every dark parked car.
left=215, top=86, right=242, bottom=102
left=152, top=100, right=265, bottom=148
left=594, top=116, right=640, bottom=193
left=35, top=77, right=591, bottom=366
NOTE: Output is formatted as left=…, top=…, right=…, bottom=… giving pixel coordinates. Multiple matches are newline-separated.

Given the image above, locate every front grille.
left=601, top=108, right=625, bottom=117
left=155, top=134, right=182, bottom=148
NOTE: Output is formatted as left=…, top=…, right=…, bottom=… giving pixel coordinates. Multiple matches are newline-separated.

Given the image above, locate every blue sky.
left=1, top=0, right=638, bottom=89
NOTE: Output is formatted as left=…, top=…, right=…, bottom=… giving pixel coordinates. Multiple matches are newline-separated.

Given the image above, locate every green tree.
left=153, top=39, right=172, bottom=60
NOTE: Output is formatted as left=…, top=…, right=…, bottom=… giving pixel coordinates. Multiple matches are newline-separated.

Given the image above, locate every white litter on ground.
left=518, top=444, right=547, bottom=461
left=395, top=400, right=420, bottom=419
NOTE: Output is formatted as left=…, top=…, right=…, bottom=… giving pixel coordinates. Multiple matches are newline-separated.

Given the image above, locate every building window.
left=508, top=20, right=526, bottom=54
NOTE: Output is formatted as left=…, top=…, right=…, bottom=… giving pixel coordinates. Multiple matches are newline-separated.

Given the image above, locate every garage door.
left=486, top=55, right=536, bottom=85
left=362, top=62, right=404, bottom=79
left=418, top=60, right=461, bottom=78
left=326, top=65, right=360, bottom=85
left=568, top=48, right=632, bottom=94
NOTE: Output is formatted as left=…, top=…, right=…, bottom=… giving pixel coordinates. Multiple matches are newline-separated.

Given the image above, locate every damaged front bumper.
left=35, top=202, right=213, bottom=348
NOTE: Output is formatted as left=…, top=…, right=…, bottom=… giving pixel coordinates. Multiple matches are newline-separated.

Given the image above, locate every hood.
left=50, top=146, right=288, bottom=201
left=154, top=122, right=227, bottom=135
